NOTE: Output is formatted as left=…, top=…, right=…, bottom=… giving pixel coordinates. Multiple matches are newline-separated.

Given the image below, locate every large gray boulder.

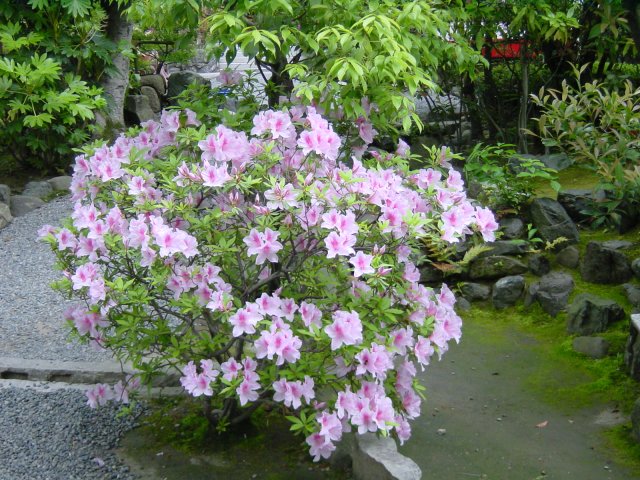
left=22, top=180, right=52, bottom=199
left=499, top=217, right=525, bottom=239
left=567, top=293, right=625, bottom=335
left=47, top=176, right=72, bottom=191
left=0, top=184, right=10, bottom=206
left=556, top=245, right=580, bottom=269
left=538, top=152, right=573, bottom=171
left=572, top=336, right=610, bottom=359
left=529, top=272, right=574, bottom=317
left=625, top=314, right=640, bottom=382
left=632, top=258, right=640, bottom=280
left=557, top=189, right=594, bottom=223
left=632, top=397, right=640, bottom=443
left=529, top=197, right=579, bottom=246
left=580, top=241, right=632, bottom=284
left=141, top=85, right=161, bottom=113
left=124, top=95, right=155, bottom=123
left=10, top=195, right=44, bottom=217
left=492, top=275, right=525, bottom=309
left=459, top=282, right=491, bottom=302
left=0, top=202, right=12, bottom=229
left=624, top=284, right=640, bottom=312
left=351, top=433, right=421, bottom=480
left=167, top=71, right=209, bottom=101
left=477, top=240, right=530, bottom=258
left=528, top=254, right=551, bottom=276
left=140, top=74, right=166, bottom=95
left=468, top=255, right=528, bottom=280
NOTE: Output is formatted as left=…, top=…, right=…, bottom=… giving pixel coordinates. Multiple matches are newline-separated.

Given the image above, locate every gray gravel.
left=0, top=383, right=142, bottom=480
left=0, top=196, right=112, bottom=361
left=0, top=197, right=143, bottom=479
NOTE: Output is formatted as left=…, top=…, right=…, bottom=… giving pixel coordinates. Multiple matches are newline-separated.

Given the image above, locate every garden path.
left=401, top=317, right=636, bottom=480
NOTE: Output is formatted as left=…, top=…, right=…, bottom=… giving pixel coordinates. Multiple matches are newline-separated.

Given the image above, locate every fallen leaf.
left=536, top=420, right=548, bottom=428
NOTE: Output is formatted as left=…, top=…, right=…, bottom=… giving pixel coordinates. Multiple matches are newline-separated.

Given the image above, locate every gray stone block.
left=0, top=202, right=12, bottom=229
left=492, top=275, right=525, bottom=309
left=499, top=217, right=525, bottom=239
left=556, top=245, right=580, bottom=269
left=580, top=242, right=632, bottom=285
left=567, top=293, right=625, bottom=335
left=572, top=336, right=610, bottom=359
left=10, top=195, right=44, bottom=217
left=469, top=256, right=528, bottom=280
left=22, top=180, right=52, bottom=199
left=0, top=184, right=10, bottom=206
left=530, top=271, right=574, bottom=317
left=140, top=74, right=166, bottom=95
left=625, top=314, right=640, bottom=382
left=125, top=94, right=155, bottom=123
left=632, top=397, right=640, bottom=443
left=141, top=85, right=161, bottom=112
left=530, top=197, right=579, bottom=246
left=459, top=282, right=491, bottom=301
left=47, top=176, right=72, bottom=191
left=352, top=433, right=421, bottom=480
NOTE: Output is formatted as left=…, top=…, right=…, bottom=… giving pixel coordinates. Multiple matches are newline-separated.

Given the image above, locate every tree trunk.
left=623, top=0, right=640, bottom=59
left=95, top=1, right=134, bottom=135
left=518, top=42, right=529, bottom=154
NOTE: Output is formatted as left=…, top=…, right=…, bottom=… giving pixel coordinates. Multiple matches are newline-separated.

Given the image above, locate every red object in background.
left=482, top=40, right=536, bottom=60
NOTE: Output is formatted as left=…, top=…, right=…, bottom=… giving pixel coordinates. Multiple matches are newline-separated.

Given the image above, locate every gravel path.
left=0, top=196, right=112, bottom=362
left=0, top=382, right=142, bottom=480
left=0, top=198, right=140, bottom=479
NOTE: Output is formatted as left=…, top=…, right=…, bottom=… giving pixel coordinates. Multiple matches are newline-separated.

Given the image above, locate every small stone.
left=469, top=256, right=528, bottom=280
left=457, top=297, right=471, bottom=311
left=141, top=85, right=161, bottom=113
left=124, top=95, right=155, bottom=124
left=530, top=272, right=574, bottom=317
left=436, top=428, right=447, bottom=435
left=47, top=176, right=72, bottom=192
left=0, top=202, right=12, bottom=229
left=572, top=336, right=610, bottom=359
left=9, top=195, right=45, bottom=217
left=556, top=245, right=580, bottom=269
left=22, top=181, right=53, bottom=199
left=623, top=284, right=640, bottom=310
left=632, top=258, right=640, bottom=280
left=566, top=293, right=625, bottom=335
left=602, top=240, right=634, bottom=250
left=528, top=254, right=551, bottom=276
left=459, top=282, right=491, bottom=301
left=492, top=275, right=525, bottom=309
left=0, top=183, right=10, bottom=206
left=631, top=398, right=640, bottom=443
left=529, top=197, right=579, bottom=246
left=581, top=242, right=632, bottom=285
left=500, top=217, right=525, bottom=239
left=139, top=74, right=166, bottom=95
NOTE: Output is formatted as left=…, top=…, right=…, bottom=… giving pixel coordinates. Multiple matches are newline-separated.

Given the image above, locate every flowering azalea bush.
left=41, top=106, right=497, bottom=460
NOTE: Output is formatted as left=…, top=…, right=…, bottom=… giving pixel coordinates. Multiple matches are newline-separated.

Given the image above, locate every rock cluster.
left=0, top=176, right=72, bottom=230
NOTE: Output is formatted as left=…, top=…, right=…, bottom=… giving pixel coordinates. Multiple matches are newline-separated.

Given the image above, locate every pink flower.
left=237, top=377, right=260, bottom=406
left=264, top=183, right=299, bottom=210
left=71, top=263, right=98, bottom=290
left=324, top=232, right=356, bottom=258
left=474, top=206, right=499, bottom=242
left=201, top=161, right=231, bottom=187
left=325, top=310, right=363, bottom=350
left=317, top=411, right=343, bottom=442
left=306, top=432, right=335, bottom=462
left=243, top=228, right=284, bottom=265
left=221, top=358, right=242, bottom=381
left=300, top=301, right=322, bottom=328
left=356, top=117, right=377, bottom=145
left=228, top=307, right=263, bottom=337
left=55, top=228, right=77, bottom=250
left=349, top=251, right=374, bottom=278
left=85, top=383, right=114, bottom=408
left=251, top=110, right=295, bottom=140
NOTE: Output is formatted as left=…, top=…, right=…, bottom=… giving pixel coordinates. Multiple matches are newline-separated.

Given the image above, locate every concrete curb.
left=0, top=357, right=180, bottom=388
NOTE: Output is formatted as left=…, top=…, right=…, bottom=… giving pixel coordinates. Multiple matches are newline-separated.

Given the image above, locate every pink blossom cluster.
left=85, top=375, right=140, bottom=408
left=41, top=105, right=499, bottom=460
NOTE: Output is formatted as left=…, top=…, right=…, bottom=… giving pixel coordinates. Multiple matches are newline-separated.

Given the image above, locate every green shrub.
left=530, top=64, right=640, bottom=227
left=0, top=22, right=105, bottom=173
